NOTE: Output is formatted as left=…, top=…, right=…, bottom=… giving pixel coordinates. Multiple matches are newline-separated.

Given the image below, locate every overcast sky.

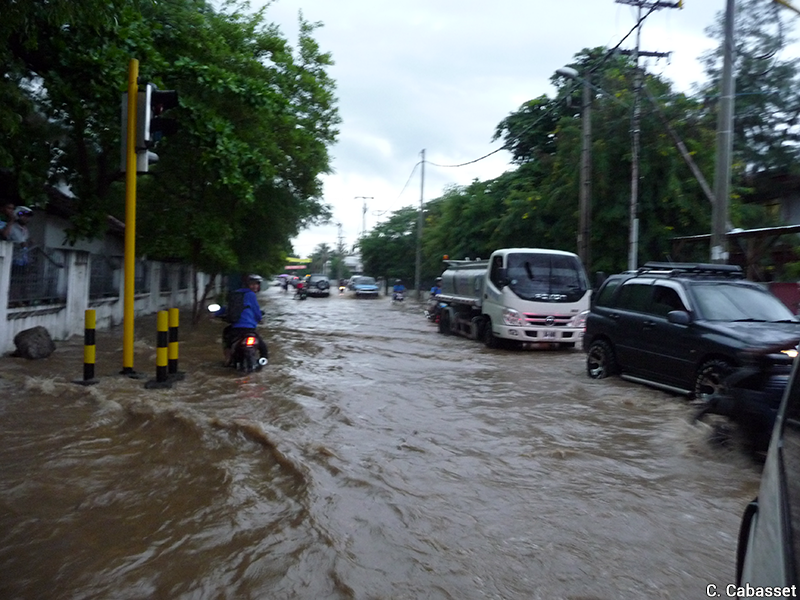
left=256, top=0, right=798, bottom=259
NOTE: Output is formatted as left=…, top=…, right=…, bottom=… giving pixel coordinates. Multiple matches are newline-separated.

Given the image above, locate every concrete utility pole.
left=415, top=150, right=425, bottom=301
left=579, top=74, right=593, bottom=272
left=616, top=0, right=679, bottom=271
left=354, top=196, right=374, bottom=239
left=711, top=0, right=736, bottom=264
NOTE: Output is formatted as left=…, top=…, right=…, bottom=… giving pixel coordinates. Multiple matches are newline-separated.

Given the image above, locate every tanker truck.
left=436, top=248, right=590, bottom=349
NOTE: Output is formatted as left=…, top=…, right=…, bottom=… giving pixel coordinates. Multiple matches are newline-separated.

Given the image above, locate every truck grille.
left=523, top=314, right=573, bottom=327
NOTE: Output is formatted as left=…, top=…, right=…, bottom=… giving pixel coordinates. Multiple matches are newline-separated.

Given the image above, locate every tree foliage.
left=700, top=0, right=800, bottom=176
left=2, top=0, right=339, bottom=282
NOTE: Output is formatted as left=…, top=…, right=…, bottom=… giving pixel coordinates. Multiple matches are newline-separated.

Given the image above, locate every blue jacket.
left=232, top=287, right=263, bottom=329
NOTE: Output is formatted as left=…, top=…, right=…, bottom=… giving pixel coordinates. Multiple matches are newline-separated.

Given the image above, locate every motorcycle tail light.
left=245, top=336, right=257, bottom=347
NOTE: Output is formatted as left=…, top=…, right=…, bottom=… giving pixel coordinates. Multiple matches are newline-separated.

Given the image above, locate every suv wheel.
left=694, top=358, right=733, bottom=402
left=586, top=340, right=617, bottom=379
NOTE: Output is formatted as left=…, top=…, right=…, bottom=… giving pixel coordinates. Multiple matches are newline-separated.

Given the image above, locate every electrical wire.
left=424, top=5, right=661, bottom=171
left=392, top=160, right=421, bottom=203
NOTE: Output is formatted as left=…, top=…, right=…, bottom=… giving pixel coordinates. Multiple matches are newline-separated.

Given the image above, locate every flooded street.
left=0, top=286, right=762, bottom=599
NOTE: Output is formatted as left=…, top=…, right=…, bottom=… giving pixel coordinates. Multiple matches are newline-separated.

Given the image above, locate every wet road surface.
left=0, top=286, right=762, bottom=599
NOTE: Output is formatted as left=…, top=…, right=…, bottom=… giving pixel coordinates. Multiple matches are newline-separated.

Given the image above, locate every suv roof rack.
left=639, top=262, right=744, bottom=279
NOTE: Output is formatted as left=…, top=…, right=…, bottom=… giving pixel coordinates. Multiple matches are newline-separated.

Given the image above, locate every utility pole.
left=354, top=196, right=374, bottom=238
left=616, top=0, right=679, bottom=270
left=711, top=0, right=735, bottom=264
left=336, top=222, right=344, bottom=282
left=579, top=73, right=592, bottom=272
left=415, top=150, right=425, bottom=301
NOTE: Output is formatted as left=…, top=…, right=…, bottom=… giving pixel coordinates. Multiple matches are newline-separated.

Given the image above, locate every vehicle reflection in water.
left=0, top=288, right=762, bottom=599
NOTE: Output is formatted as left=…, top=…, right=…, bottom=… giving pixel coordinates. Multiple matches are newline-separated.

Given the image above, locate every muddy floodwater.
left=0, top=286, right=763, bottom=599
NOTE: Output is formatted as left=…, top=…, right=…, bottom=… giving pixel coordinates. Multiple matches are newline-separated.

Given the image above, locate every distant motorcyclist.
left=221, top=274, right=269, bottom=366
left=430, top=277, right=442, bottom=298
left=295, top=276, right=307, bottom=299
left=427, top=277, right=444, bottom=321
left=392, top=279, right=406, bottom=302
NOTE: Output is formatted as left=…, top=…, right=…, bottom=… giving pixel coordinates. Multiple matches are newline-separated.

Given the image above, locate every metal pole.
left=711, top=0, right=736, bottom=264
left=415, top=150, right=425, bottom=301
left=579, top=75, right=593, bottom=271
left=122, top=58, right=139, bottom=375
left=628, top=6, right=642, bottom=271
left=354, top=196, right=374, bottom=238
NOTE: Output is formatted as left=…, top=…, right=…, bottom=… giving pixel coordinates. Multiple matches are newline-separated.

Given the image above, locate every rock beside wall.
left=13, top=326, right=56, bottom=359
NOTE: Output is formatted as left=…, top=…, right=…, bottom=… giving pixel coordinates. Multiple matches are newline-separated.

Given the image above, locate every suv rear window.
left=594, top=278, right=621, bottom=307
left=615, top=282, right=651, bottom=313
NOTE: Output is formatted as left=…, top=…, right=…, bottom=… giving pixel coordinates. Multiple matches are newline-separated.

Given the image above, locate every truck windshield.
left=506, top=253, right=588, bottom=303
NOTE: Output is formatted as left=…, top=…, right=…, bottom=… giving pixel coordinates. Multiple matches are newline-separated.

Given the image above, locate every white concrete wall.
left=0, top=239, right=215, bottom=354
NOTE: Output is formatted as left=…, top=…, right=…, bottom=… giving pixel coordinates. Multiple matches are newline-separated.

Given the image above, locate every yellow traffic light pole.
left=122, top=58, right=139, bottom=375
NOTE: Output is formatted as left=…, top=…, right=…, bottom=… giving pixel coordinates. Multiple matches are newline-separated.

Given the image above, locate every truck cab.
left=438, top=248, right=590, bottom=349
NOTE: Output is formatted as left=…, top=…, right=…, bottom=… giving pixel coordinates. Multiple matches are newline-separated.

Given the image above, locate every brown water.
left=0, top=287, right=762, bottom=599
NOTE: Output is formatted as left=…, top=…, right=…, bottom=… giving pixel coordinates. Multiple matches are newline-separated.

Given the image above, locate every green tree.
left=700, top=0, right=800, bottom=176
left=309, top=243, right=332, bottom=274
left=360, top=207, right=420, bottom=286
left=1, top=0, right=339, bottom=318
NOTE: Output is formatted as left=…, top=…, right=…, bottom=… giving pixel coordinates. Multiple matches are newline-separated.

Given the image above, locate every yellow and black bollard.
left=168, top=307, right=185, bottom=380
left=145, top=310, right=174, bottom=389
left=74, top=309, right=99, bottom=386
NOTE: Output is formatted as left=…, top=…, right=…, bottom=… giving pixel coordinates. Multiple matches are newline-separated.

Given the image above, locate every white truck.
left=435, top=247, right=591, bottom=349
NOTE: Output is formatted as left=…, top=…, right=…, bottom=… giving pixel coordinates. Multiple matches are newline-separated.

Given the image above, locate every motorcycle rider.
left=392, top=279, right=406, bottom=301
left=295, top=276, right=307, bottom=299
left=427, top=277, right=444, bottom=321
left=222, top=274, right=269, bottom=366
left=430, top=277, right=442, bottom=297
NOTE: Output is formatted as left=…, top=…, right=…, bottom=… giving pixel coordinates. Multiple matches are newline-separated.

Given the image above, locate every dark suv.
left=584, top=262, right=800, bottom=399
left=306, top=274, right=331, bottom=297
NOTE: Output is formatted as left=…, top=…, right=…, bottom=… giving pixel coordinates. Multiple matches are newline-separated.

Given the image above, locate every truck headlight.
left=569, top=309, right=590, bottom=329
left=502, top=308, right=524, bottom=327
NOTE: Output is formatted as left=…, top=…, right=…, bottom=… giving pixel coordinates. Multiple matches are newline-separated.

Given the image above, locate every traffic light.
left=139, top=83, right=179, bottom=148
left=120, top=82, right=179, bottom=173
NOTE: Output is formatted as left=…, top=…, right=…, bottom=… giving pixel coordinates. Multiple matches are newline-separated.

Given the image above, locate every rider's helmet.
left=395, top=279, right=402, bottom=284
left=15, top=206, right=33, bottom=218
left=435, top=277, right=442, bottom=283
left=246, top=274, right=263, bottom=290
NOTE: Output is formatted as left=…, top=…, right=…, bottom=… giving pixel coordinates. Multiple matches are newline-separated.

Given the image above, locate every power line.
left=426, top=146, right=507, bottom=169
left=392, top=160, right=421, bottom=204
left=424, top=6, right=664, bottom=172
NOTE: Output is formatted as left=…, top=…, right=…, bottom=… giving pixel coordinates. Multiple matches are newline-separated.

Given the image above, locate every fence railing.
left=89, top=253, right=121, bottom=300
left=8, top=245, right=66, bottom=307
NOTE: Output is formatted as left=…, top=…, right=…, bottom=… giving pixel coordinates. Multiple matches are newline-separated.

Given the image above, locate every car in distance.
left=350, top=275, right=380, bottom=298
left=735, top=355, right=800, bottom=590
left=584, top=262, right=800, bottom=400
left=305, top=274, right=331, bottom=297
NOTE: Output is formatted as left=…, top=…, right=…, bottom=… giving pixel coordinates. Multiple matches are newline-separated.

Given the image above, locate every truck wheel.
left=438, top=309, right=451, bottom=335
left=482, top=318, right=500, bottom=349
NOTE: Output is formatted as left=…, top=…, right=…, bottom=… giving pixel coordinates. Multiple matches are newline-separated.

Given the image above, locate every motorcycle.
left=228, top=331, right=268, bottom=373
left=208, top=303, right=269, bottom=373
left=425, top=298, right=446, bottom=323
left=295, top=285, right=308, bottom=301
left=392, top=291, right=404, bottom=304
